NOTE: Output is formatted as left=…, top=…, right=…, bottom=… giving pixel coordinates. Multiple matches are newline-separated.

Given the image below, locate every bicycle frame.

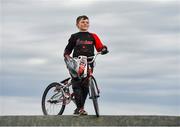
left=57, top=52, right=102, bottom=104
left=42, top=52, right=103, bottom=116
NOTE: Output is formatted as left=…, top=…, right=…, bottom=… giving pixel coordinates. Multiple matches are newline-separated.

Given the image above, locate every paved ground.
left=0, top=115, right=179, bottom=126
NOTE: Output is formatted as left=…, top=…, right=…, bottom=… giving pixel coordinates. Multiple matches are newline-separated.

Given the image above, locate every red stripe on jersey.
left=91, top=33, right=104, bottom=52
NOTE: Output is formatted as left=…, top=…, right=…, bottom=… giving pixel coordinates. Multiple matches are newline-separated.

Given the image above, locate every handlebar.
left=87, top=52, right=102, bottom=64
left=65, top=51, right=108, bottom=64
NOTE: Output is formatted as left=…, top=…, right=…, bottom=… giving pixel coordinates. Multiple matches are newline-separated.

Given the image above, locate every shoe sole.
left=79, top=113, right=88, bottom=115
left=73, top=114, right=80, bottom=116
left=73, top=113, right=88, bottom=116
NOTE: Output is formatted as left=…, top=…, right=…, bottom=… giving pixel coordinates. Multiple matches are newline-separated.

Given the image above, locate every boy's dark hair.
left=76, top=15, right=89, bottom=24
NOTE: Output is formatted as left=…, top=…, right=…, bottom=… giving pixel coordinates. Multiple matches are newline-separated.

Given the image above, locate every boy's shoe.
left=73, top=108, right=80, bottom=115
left=79, top=108, right=88, bottom=115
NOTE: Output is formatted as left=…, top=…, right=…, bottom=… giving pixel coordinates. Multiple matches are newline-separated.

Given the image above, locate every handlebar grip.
left=101, top=50, right=109, bottom=55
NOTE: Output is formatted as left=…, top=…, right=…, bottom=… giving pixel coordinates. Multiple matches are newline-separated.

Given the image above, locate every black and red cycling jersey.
left=64, top=32, right=105, bottom=57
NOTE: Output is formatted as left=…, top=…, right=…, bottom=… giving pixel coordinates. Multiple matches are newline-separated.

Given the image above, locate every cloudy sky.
left=0, top=0, right=180, bottom=116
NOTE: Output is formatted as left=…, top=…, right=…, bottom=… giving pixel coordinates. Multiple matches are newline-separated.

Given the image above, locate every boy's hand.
left=101, top=46, right=109, bottom=55
left=64, top=54, right=72, bottom=60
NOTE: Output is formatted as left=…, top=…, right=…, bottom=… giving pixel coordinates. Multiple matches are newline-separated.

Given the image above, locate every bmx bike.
left=41, top=52, right=103, bottom=117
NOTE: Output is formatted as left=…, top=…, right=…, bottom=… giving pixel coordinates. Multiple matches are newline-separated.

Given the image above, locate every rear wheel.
left=89, top=76, right=99, bottom=117
left=41, top=82, right=66, bottom=115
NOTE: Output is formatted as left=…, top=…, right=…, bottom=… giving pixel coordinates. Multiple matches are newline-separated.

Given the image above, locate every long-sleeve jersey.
left=64, top=32, right=104, bottom=57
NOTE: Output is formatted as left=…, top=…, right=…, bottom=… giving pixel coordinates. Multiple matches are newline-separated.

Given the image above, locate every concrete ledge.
left=0, top=115, right=179, bottom=126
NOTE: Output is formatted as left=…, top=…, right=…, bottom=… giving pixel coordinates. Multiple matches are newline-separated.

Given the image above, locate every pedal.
left=89, top=96, right=93, bottom=99
left=89, top=95, right=100, bottom=99
left=47, top=99, right=58, bottom=104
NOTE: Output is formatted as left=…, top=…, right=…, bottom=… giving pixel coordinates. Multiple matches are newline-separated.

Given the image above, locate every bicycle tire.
left=41, top=82, right=66, bottom=115
left=90, top=76, right=100, bottom=117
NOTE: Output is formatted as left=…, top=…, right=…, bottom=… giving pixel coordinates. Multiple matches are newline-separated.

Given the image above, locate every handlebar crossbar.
left=87, top=52, right=102, bottom=64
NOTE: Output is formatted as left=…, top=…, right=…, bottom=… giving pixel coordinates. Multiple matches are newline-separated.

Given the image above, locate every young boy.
left=64, top=15, right=108, bottom=115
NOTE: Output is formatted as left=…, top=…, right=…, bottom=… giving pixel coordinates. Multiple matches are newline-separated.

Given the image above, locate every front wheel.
left=89, top=76, right=100, bottom=117
left=41, top=82, right=66, bottom=115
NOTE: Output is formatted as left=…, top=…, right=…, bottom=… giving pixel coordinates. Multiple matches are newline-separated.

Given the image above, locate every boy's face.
left=76, top=18, right=89, bottom=31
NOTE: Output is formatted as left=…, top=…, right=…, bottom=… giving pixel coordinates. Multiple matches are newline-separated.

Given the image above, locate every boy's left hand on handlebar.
left=101, top=46, right=109, bottom=55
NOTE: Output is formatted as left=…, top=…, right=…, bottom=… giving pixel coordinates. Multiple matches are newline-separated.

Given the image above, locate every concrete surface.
left=0, top=115, right=179, bottom=126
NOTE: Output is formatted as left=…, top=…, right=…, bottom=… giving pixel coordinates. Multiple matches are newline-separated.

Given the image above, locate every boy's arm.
left=64, top=34, right=76, bottom=57
left=92, top=33, right=108, bottom=54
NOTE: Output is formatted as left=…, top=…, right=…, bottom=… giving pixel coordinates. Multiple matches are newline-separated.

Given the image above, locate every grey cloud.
left=1, top=0, right=180, bottom=115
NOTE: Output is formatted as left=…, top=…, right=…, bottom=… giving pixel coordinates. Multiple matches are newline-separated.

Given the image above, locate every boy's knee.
left=73, top=88, right=81, bottom=98
left=71, top=78, right=81, bottom=87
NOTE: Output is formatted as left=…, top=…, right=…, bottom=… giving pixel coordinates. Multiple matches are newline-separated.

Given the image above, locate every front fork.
left=89, top=78, right=100, bottom=99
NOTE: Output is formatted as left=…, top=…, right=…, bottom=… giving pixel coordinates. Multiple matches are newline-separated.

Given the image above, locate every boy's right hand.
left=64, top=54, right=72, bottom=60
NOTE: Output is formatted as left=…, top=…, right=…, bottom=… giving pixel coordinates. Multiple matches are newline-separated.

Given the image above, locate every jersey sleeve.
left=91, top=33, right=104, bottom=52
left=64, top=34, right=76, bottom=56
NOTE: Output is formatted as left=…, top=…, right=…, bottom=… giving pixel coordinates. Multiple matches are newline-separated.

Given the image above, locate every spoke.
left=48, top=104, right=51, bottom=114
left=53, top=104, right=54, bottom=115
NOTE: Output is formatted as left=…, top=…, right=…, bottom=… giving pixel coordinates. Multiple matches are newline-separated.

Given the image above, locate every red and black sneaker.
left=79, top=108, right=88, bottom=115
